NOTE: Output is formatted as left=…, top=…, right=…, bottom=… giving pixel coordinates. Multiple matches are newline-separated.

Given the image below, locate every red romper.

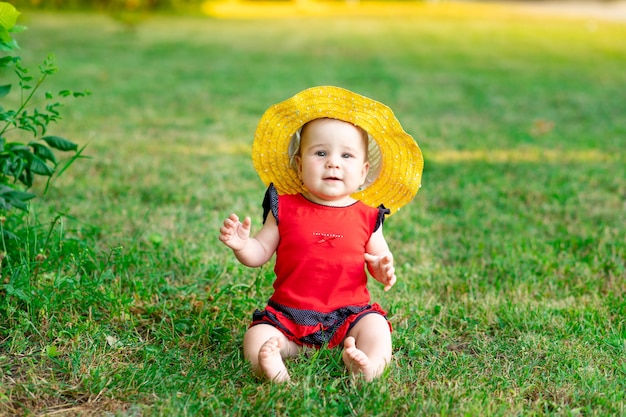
left=251, top=184, right=392, bottom=348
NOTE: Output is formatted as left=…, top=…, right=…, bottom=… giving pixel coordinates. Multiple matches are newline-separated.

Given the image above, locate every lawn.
left=1, top=3, right=625, bottom=416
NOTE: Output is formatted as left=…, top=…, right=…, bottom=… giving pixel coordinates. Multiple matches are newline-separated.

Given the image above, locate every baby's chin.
left=302, top=191, right=357, bottom=207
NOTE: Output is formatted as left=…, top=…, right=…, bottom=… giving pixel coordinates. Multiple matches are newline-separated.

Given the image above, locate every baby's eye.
left=342, top=153, right=354, bottom=159
left=315, top=151, right=327, bottom=157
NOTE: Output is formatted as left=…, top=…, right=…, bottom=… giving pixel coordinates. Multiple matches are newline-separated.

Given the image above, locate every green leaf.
left=0, top=38, right=18, bottom=51
left=50, top=144, right=89, bottom=186
left=4, top=283, right=32, bottom=302
left=29, top=154, right=54, bottom=176
left=0, top=184, right=35, bottom=212
left=42, top=136, right=78, bottom=152
left=10, top=157, right=27, bottom=184
left=0, top=26, right=9, bottom=43
left=45, top=102, right=61, bottom=116
left=18, top=121, right=37, bottom=136
left=0, top=3, right=20, bottom=31
left=46, top=345, right=59, bottom=358
left=6, top=143, right=31, bottom=152
left=0, top=55, right=16, bottom=68
left=30, top=142, right=57, bottom=164
left=1, top=227, right=17, bottom=240
left=58, top=89, right=91, bottom=98
left=9, top=24, right=26, bottom=34
left=0, top=83, right=10, bottom=98
left=19, top=167, right=33, bottom=187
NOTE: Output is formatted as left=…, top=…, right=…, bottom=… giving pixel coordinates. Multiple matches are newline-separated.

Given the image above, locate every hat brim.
left=252, top=86, right=423, bottom=215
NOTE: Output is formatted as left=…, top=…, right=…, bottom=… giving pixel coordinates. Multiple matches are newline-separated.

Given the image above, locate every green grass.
left=1, top=4, right=626, bottom=416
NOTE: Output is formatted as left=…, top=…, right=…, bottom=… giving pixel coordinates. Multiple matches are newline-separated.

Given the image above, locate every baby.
left=219, top=86, right=423, bottom=382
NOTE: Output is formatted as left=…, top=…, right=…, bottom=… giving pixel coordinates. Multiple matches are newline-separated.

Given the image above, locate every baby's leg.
left=243, top=323, right=300, bottom=382
left=342, top=313, right=392, bottom=381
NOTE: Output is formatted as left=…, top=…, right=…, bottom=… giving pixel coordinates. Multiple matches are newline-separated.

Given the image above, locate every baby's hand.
left=364, top=252, right=397, bottom=291
left=219, top=213, right=251, bottom=252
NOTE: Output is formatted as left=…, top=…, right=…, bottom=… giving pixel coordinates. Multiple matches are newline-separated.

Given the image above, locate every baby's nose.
left=326, top=155, right=340, bottom=168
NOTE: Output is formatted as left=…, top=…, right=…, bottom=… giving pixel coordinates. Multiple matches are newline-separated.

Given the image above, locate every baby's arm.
left=219, top=213, right=279, bottom=267
left=365, top=227, right=397, bottom=291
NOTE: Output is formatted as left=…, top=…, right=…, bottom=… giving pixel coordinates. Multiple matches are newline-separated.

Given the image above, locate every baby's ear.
left=360, top=161, right=370, bottom=184
left=295, top=155, right=303, bottom=179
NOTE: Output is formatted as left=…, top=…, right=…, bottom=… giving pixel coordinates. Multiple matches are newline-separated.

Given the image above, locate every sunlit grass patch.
left=202, top=0, right=525, bottom=20
left=429, top=148, right=620, bottom=163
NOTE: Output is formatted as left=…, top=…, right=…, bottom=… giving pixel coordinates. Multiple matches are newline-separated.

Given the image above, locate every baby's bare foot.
left=259, top=336, right=290, bottom=382
left=342, top=336, right=377, bottom=381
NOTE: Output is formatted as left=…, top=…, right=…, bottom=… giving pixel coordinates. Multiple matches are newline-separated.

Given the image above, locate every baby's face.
left=295, top=118, right=370, bottom=205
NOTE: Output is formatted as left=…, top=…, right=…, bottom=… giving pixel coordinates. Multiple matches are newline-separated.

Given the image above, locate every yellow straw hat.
left=252, top=86, right=423, bottom=215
